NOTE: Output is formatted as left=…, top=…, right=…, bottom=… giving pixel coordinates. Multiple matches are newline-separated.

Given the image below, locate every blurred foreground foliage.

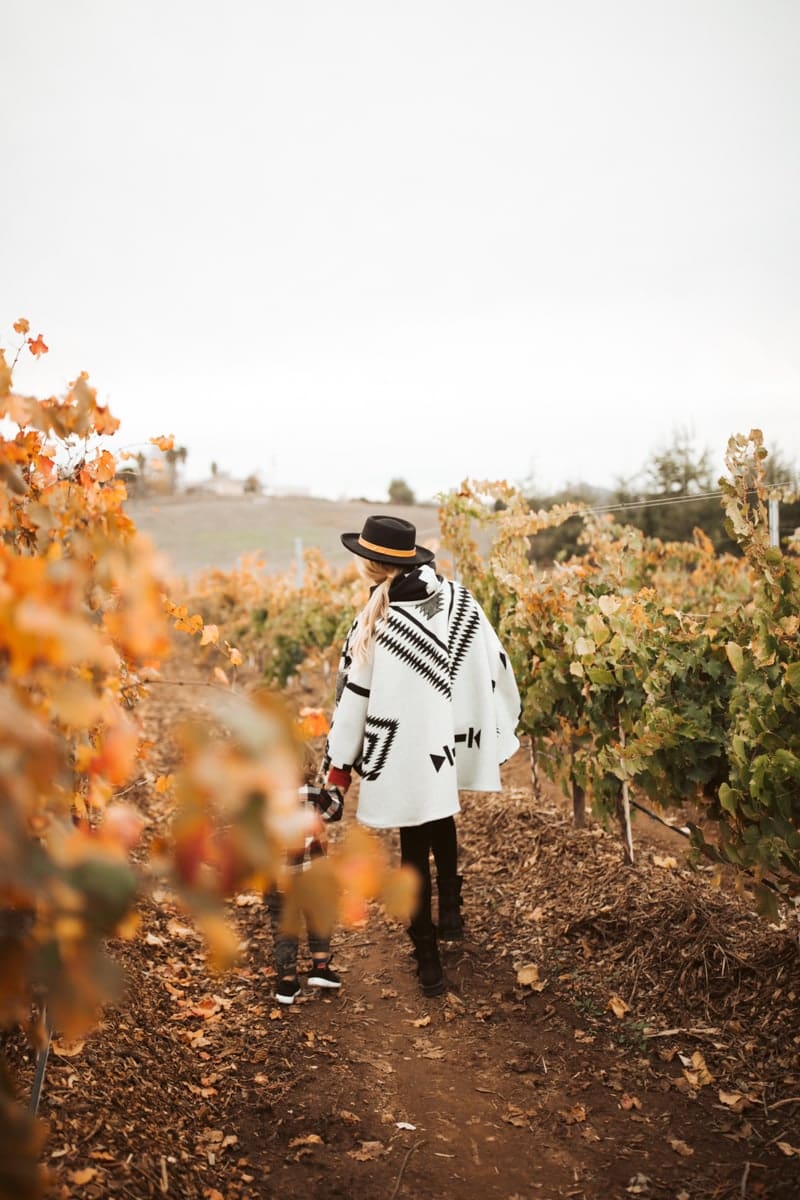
left=0, top=322, right=412, bottom=1198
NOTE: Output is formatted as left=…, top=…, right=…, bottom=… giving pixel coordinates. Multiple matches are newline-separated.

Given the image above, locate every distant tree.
left=134, top=451, right=148, bottom=498
left=644, top=428, right=714, bottom=496
left=211, top=461, right=218, bottom=478
left=610, top=429, right=728, bottom=548
left=164, top=445, right=187, bottom=495
left=243, top=473, right=262, bottom=494
left=388, top=478, right=415, bottom=505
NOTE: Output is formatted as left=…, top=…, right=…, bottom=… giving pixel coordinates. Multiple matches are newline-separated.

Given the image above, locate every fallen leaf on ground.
left=718, top=1089, right=747, bottom=1111
left=559, top=1104, right=587, bottom=1124
left=347, top=1141, right=386, bottom=1161
left=608, top=994, right=630, bottom=1019
left=516, top=963, right=547, bottom=991
left=653, top=855, right=678, bottom=869
left=68, top=1168, right=97, bottom=1184
left=52, top=1038, right=85, bottom=1057
left=516, top=964, right=540, bottom=986
left=682, top=1050, right=713, bottom=1088
left=777, top=1142, right=800, bottom=1157
left=668, top=1137, right=694, bottom=1157
left=288, top=1135, right=323, bottom=1149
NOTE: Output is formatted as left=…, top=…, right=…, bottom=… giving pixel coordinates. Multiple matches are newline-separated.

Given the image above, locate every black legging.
left=399, top=816, right=458, bottom=934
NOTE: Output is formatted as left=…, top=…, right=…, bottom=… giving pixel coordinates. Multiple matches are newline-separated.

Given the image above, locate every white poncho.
left=325, top=566, right=520, bottom=829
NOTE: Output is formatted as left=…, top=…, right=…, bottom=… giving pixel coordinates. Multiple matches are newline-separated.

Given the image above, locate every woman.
left=322, top=515, right=520, bottom=996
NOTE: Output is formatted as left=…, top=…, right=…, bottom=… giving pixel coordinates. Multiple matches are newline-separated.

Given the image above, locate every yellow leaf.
left=154, top=774, right=174, bottom=794
left=688, top=1050, right=713, bottom=1086
left=516, top=964, right=540, bottom=986
left=196, top=913, right=240, bottom=973
left=50, top=681, right=104, bottom=729
left=228, top=646, right=243, bottom=667
left=150, top=434, right=175, bottom=451
left=68, top=1167, right=98, bottom=1184
left=608, top=994, right=629, bottom=1019
left=52, top=1038, right=86, bottom=1057
left=725, top=641, right=744, bottom=673
left=200, top=624, right=219, bottom=646
left=653, top=854, right=678, bottom=870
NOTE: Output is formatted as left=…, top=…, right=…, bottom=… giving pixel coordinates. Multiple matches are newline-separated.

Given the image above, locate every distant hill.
left=125, top=492, right=442, bottom=581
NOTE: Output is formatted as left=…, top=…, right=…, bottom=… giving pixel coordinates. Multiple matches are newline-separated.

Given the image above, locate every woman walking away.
left=322, top=515, right=520, bottom=997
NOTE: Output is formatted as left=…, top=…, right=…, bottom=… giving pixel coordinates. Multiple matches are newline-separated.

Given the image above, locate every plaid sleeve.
left=300, top=783, right=344, bottom=823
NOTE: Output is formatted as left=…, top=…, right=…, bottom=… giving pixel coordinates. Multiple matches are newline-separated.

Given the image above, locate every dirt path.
left=14, top=646, right=800, bottom=1200
left=232, top=904, right=584, bottom=1200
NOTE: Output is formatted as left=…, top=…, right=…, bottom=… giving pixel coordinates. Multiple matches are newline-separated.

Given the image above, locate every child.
left=322, top=515, right=520, bottom=996
left=265, top=770, right=345, bottom=1005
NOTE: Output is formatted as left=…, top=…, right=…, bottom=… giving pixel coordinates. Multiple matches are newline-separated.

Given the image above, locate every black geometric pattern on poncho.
left=455, top=726, right=481, bottom=749
left=360, top=715, right=399, bottom=781
left=416, top=590, right=444, bottom=620
left=377, top=612, right=452, bottom=697
left=430, top=743, right=456, bottom=773
left=448, top=584, right=481, bottom=680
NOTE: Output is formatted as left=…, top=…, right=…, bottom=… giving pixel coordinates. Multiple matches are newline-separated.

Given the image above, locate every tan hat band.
left=357, top=536, right=417, bottom=558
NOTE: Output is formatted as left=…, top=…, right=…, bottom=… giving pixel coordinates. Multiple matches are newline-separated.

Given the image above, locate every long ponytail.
left=350, top=560, right=402, bottom=663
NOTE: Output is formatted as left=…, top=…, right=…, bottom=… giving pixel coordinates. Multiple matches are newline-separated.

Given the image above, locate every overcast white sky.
left=3, top=1, right=798, bottom=501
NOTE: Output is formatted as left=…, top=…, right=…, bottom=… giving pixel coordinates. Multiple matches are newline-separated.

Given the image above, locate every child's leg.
left=265, top=886, right=300, bottom=982
left=306, top=929, right=342, bottom=988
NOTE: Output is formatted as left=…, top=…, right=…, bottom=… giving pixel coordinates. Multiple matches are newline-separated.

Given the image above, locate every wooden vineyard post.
left=616, top=716, right=635, bottom=865
left=529, top=738, right=541, bottom=801
left=570, top=742, right=585, bottom=827
left=572, top=779, right=586, bottom=828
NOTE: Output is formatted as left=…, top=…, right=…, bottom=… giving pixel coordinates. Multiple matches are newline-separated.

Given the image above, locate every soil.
left=7, top=643, right=800, bottom=1200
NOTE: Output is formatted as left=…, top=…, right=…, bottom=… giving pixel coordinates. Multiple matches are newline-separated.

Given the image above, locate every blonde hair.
left=350, top=559, right=404, bottom=662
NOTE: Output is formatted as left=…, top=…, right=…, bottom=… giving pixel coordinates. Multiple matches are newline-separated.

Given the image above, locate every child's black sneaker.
left=307, top=961, right=342, bottom=989
left=275, top=976, right=301, bottom=1005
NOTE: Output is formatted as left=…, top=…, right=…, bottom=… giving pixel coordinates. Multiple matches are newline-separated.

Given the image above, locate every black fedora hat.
left=341, top=515, right=434, bottom=566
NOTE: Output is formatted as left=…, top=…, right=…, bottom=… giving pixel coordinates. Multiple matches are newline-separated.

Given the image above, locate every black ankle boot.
left=437, top=874, right=464, bottom=940
left=407, top=927, right=446, bottom=997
